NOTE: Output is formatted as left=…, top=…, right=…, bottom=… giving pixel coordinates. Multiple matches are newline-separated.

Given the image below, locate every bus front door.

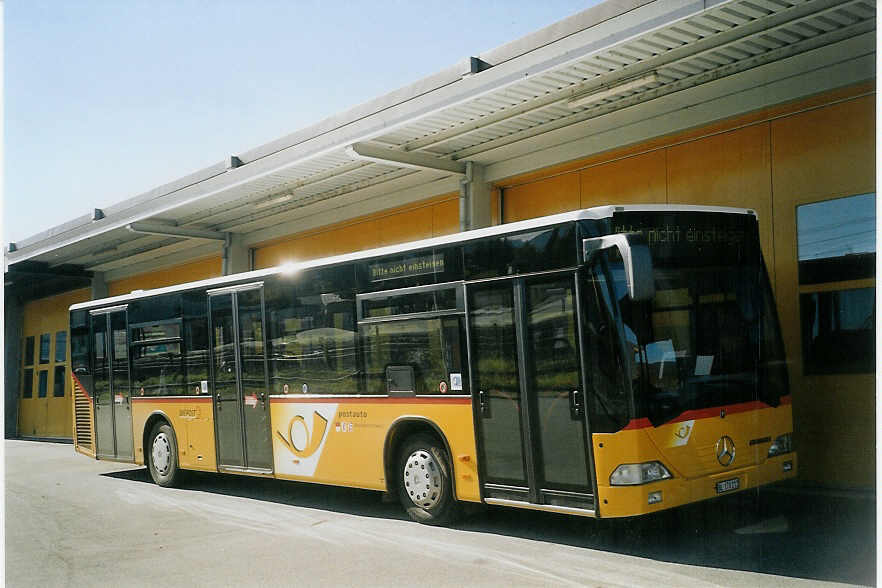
left=468, top=274, right=594, bottom=510
left=209, top=284, right=273, bottom=473
left=91, top=307, right=133, bottom=461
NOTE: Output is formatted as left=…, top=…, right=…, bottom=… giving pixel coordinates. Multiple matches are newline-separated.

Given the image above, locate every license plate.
left=716, top=478, right=740, bottom=494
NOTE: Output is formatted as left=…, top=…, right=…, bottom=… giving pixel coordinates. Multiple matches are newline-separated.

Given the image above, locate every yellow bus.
left=70, top=205, right=796, bottom=524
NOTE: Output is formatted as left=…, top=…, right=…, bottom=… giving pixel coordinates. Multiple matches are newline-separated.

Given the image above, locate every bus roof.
left=70, top=204, right=755, bottom=311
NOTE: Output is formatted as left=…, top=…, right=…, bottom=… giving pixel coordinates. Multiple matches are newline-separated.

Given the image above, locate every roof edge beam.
left=346, top=142, right=466, bottom=175
left=126, top=222, right=227, bottom=241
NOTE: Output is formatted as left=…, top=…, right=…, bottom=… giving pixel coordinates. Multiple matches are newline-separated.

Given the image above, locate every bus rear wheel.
left=148, top=422, right=181, bottom=488
left=397, top=434, right=457, bottom=525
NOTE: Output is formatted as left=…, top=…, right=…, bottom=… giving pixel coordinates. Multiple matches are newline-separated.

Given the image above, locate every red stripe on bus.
left=131, top=396, right=213, bottom=403
left=270, top=396, right=472, bottom=405
left=622, top=398, right=790, bottom=431
left=72, top=373, right=91, bottom=400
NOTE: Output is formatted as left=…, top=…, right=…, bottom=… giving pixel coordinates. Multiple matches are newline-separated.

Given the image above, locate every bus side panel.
left=270, top=398, right=481, bottom=502
left=131, top=397, right=217, bottom=472
left=593, top=403, right=796, bottom=518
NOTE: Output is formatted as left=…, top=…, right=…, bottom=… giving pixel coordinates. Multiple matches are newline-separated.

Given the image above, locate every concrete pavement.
left=4, top=440, right=875, bottom=587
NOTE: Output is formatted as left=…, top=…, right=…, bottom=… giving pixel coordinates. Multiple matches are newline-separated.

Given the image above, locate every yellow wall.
left=19, top=288, right=91, bottom=438
left=499, top=86, right=875, bottom=488
left=107, top=256, right=221, bottom=296
left=254, top=194, right=460, bottom=268
left=769, top=96, right=876, bottom=485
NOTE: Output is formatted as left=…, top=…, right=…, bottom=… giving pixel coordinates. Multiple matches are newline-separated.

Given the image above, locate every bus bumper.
left=596, top=452, right=798, bottom=518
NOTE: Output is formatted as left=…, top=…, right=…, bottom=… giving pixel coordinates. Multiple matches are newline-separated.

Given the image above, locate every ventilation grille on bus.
left=73, top=378, right=93, bottom=450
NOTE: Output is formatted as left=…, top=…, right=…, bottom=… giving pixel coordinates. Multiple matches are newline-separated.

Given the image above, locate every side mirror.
left=583, top=233, right=655, bottom=301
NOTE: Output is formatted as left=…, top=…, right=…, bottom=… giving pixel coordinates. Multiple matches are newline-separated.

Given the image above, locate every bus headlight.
left=610, top=461, right=672, bottom=486
left=768, top=433, right=793, bottom=457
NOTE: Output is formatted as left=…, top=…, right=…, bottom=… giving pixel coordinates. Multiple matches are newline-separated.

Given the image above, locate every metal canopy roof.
left=5, top=0, right=875, bottom=283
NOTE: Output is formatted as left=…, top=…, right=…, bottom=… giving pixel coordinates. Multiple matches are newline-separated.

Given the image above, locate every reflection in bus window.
left=361, top=316, right=466, bottom=395
left=132, top=343, right=184, bottom=396
left=266, top=286, right=358, bottom=395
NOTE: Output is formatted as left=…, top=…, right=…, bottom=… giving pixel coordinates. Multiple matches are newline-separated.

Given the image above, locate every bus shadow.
left=101, top=467, right=408, bottom=521
left=102, top=468, right=874, bottom=585
left=460, top=490, right=876, bottom=586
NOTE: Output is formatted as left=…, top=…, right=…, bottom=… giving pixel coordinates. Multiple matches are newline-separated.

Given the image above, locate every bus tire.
left=397, top=434, right=458, bottom=525
left=148, top=422, right=181, bottom=488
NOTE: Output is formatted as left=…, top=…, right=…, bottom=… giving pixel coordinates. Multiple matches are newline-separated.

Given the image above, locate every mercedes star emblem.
left=715, top=436, right=736, bottom=467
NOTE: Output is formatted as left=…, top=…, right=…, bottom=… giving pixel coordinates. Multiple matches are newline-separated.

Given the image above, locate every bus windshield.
left=602, top=210, right=788, bottom=427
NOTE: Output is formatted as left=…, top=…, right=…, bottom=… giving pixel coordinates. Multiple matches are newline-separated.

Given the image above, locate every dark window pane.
left=132, top=342, right=184, bottom=396
left=362, top=288, right=459, bottom=318
left=266, top=279, right=358, bottom=395
left=22, top=368, right=33, bottom=398
left=131, top=322, right=181, bottom=342
left=584, top=266, right=630, bottom=432
left=238, top=288, right=266, bottom=401
left=183, top=292, right=209, bottom=396
left=71, top=325, right=89, bottom=375
left=464, top=223, right=577, bottom=279
left=24, top=336, right=34, bottom=366
left=39, top=334, right=50, bottom=364
left=797, top=193, right=875, bottom=284
left=361, top=316, right=467, bottom=395
left=128, top=294, right=182, bottom=324
left=55, top=331, right=67, bottom=363
left=801, top=288, right=875, bottom=374
left=469, top=285, right=525, bottom=485
left=38, top=370, right=48, bottom=398
left=527, top=279, right=588, bottom=489
left=53, top=366, right=66, bottom=397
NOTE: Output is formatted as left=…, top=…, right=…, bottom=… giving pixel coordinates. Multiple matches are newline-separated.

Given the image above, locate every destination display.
left=369, top=253, right=445, bottom=281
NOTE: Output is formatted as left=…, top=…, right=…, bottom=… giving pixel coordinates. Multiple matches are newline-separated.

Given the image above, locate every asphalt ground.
left=4, top=439, right=876, bottom=587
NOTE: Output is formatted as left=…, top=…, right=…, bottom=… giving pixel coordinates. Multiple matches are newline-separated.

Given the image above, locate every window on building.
left=55, top=331, right=67, bottom=363
left=39, top=333, right=51, bottom=364
left=24, top=336, right=34, bottom=366
left=797, top=193, right=876, bottom=374
left=38, top=370, right=48, bottom=398
left=22, top=369, right=33, bottom=398
left=53, top=365, right=66, bottom=397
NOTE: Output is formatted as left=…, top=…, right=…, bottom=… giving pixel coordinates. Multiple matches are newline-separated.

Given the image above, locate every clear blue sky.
left=4, top=0, right=595, bottom=245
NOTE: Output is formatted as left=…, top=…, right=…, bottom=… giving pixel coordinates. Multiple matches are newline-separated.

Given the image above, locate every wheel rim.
left=152, top=432, right=171, bottom=476
left=403, top=449, right=442, bottom=509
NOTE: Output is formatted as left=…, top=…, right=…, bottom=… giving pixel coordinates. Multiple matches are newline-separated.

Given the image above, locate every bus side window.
left=70, top=310, right=90, bottom=375
left=583, top=266, right=630, bottom=433
left=265, top=278, right=359, bottom=396
left=360, top=315, right=467, bottom=396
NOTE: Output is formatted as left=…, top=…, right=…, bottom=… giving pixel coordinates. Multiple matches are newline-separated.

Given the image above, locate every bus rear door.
left=91, top=306, right=133, bottom=461
left=208, top=284, right=273, bottom=473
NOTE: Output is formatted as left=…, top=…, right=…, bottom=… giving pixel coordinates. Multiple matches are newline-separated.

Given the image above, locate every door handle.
left=478, top=390, right=490, bottom=418
left=570, top=390, right=583, bottom=420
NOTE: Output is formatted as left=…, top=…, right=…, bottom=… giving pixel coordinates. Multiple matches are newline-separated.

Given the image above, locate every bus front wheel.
left=397, top=434, right=457, bottom=525
left=148, top=422, right=181, bottom=488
